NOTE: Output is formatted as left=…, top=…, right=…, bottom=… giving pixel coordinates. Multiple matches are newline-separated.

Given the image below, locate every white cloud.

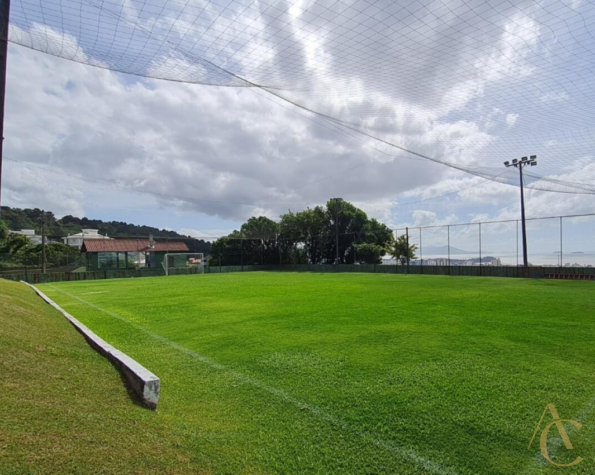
left=5, top=1, right=594, bottom=237
left=506, top=113, right=519, bottom=126
left=540, top=91, right=569, bottom=103
left=411, top=210, right=458, bottom=227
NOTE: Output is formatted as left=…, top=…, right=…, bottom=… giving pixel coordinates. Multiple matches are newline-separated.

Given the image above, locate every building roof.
left=64, top=230, right=110, bottom=240
left=82, top=239, right=189, bottom=253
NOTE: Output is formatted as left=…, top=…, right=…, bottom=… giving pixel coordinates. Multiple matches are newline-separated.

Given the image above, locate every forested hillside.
left=1, top=206, right=195, bottom=239
left=0, top=207, right=211, bottom=268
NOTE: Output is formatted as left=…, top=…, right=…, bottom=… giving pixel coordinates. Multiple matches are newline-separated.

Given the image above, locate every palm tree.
left=388, top=234, right=417, bottom=265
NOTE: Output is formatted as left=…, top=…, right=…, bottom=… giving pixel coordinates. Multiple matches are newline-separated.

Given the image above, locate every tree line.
left=210, top=198, right=416, bottom=266
left=0, top=221, right=81, bottom=270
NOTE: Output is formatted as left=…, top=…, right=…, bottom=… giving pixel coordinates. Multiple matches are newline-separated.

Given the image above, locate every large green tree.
left=210, top=217, right=281, bottom=266
left=0, top=224, right=81, bottom=269
left=211, top=199, right=393, bottom=266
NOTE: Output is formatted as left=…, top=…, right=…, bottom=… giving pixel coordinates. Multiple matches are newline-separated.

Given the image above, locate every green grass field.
left=25, top=273, right=595, bottom=473
left=0, top=279, right=202, bottom=474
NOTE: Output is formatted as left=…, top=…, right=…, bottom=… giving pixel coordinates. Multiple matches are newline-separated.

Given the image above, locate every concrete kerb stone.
left=21, top=281, right=160, bottom=409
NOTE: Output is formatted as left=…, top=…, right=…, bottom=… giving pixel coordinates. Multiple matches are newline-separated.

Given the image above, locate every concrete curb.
left=22, top=281, right=160, bottom=409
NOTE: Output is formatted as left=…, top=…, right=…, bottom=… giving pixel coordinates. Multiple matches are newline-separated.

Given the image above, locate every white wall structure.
left=10, top=229, right=43, bottom=245
left=63, top=229, right=110, bottom=248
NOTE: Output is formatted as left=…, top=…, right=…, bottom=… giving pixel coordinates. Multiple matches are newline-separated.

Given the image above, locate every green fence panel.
left=3, top=265, right=595, bottom=284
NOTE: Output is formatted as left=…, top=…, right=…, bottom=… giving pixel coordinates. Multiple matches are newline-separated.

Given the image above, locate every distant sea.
left=385, top=252, right=595, bottom=267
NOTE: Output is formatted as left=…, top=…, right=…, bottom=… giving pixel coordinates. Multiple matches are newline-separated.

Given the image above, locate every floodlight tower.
left=503, top=155, right=537, bottom=268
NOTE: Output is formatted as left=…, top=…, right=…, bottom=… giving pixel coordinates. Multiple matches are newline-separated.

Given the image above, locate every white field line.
left=46, top=284, right=454, bottom=475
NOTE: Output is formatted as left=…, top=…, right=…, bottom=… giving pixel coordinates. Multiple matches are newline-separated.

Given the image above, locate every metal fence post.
left=447, top=225, right=451, bottom=269
left=394, top=229, right=399, bottom=273
left=479, top=222, right=482, bottom=274
left=406, top=227, right=410, bottom=274
left=560, top=216, right=563, bottom=268
left=419, top=227, right=423, bottom=267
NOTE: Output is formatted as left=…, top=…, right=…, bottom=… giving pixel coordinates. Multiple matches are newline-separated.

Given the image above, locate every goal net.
left=162, top=253, right=205, bottom=276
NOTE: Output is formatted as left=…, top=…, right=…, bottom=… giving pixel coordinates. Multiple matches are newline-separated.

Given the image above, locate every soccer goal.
left=162, top=253, right=205, bottom=276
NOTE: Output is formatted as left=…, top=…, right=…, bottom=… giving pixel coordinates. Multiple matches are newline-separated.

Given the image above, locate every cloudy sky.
left=4, top=0, right=595, bottom=256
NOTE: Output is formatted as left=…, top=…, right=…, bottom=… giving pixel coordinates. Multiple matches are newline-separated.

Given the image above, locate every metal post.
left=0, top=0, right=10, bottom=222
left=516, top=220, right=519, bottom=267
left=395, top=229, right=398, bottom=273
left=353, top=233, right=357, bottom=265
left=335, top=212, right=339, bottom=265
left=406, top=227, right=410, bottom=274
left=419, top=228, right=423, bottom=273
left=560, top=216, right=563, bottom=268
left=479, top=222, right=482, bottom=273
left=241, top=238, right=244, bottom=271
left=41, top=210, right=46, bottom=273
left=419, top=228, right=422, bottom=267
left=519, top=165, right=529, bottom=267
left=447, top=225, right=451, bottom=267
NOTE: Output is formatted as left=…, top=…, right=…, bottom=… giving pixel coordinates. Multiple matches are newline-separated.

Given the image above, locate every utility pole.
left=0, top=0, right=10, bottom=222
left=504, top=155, right=537, bottom=268
left=41, top=210, right=46, bottom=273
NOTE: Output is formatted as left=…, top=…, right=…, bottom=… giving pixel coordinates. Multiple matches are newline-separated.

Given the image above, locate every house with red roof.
left=82, top=237, right=189, bottom=271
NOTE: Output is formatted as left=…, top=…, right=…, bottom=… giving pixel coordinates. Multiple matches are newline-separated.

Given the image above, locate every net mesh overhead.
left=7, top=0, right=595, bottom=193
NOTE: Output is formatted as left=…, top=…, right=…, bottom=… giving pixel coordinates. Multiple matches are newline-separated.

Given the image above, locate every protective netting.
left=7, top=0, right=595, bottom=193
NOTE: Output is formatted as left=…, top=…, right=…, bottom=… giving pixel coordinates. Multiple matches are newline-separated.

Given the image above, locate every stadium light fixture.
left=504, top=155, right=537, bottom=268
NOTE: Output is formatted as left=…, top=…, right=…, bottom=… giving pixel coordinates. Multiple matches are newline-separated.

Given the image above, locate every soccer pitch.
left=39, top=272, right=595, bottom=474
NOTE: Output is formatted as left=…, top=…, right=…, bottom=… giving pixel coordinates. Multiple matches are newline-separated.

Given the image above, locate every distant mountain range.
left=422, top=245, right=473, bottom=255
